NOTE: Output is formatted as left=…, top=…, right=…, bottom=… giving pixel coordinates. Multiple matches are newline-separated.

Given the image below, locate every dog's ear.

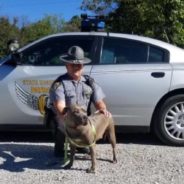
left=62, top=107, right=69, bottom=116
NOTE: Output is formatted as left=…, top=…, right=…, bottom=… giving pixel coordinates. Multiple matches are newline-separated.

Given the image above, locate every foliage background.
left=0, top=0, right=184, bottom=57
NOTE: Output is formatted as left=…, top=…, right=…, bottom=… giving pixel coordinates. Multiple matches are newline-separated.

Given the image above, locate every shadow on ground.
left=0, top=143, right=59, bottom=172
left=0, top=131, right=162, bottom=145
left=116, top=133, right=162, bottom=145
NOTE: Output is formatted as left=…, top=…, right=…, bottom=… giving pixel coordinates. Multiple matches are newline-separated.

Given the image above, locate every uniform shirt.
left=49, top=73, right=105, bottom=112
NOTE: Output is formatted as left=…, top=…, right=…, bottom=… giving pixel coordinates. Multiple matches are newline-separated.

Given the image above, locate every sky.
left=0, top=0, right=89, bottom=23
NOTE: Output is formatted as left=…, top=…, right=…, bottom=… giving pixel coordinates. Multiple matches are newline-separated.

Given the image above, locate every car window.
left=21, top=36, right=96, bottom=66
left=100, top=37, right=147, bottom=64
left=148, top=46, right=166, bottom=63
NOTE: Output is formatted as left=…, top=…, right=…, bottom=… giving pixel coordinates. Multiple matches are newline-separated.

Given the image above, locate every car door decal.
left=15, top=81, right=51, bottom=115
left=15, top=82, right=39, bottom=110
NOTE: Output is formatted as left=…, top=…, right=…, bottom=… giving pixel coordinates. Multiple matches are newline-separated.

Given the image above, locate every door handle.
left=151, top=72, right=165, bottom=78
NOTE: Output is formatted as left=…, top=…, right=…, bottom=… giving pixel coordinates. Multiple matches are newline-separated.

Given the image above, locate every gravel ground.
left=0, top=133, right=184, bottom=184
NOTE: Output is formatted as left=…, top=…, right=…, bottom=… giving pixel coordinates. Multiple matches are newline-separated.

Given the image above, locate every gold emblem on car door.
left=15, top=82, right=48, bottom=115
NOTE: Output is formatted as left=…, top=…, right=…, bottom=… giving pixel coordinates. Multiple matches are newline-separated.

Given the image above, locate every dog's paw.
left=112, top=157, right=117, bottom=163
left=86, top=168, right=95, bottom=174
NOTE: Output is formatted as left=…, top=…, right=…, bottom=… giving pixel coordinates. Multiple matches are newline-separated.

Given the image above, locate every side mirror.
left=7, top=39, right=20, bottom=53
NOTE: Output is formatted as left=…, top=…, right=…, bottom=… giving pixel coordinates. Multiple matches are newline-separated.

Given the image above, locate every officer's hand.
left=99, top=109, right=112, bottom=118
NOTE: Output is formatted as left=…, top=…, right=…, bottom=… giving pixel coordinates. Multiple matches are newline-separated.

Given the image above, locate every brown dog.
left=58, top=104, right=117, bottom=173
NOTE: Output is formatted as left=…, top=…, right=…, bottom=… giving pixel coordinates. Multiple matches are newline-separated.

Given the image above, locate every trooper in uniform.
left=49, top=45, right=111, bottom=158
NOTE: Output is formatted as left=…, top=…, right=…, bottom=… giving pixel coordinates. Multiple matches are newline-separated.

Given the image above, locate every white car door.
left=0, top=35, right=97, bottom=126
left=91, top=36, right=172, bottom=128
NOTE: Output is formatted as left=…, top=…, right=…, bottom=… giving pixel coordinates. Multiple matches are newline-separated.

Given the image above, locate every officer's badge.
left=53, top=82, right=61, bottom=90
left=83, top=85, right=92, bottom=99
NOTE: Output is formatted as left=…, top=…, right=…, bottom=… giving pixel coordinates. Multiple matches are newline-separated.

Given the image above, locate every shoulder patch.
left=53, top=82, right=62, bottom=90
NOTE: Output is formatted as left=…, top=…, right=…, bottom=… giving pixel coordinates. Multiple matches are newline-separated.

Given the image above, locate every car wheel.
left=154, top=94, right=184, bottom=146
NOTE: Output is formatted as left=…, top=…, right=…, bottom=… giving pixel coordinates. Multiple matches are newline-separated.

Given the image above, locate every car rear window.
left=101, top=37, right=147, bottom=64
left=100, top=37, right=168, bottom=64
left=148, top=46, right=166, bottom=63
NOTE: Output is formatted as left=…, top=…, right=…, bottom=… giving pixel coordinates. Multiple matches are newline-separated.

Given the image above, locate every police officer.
left=49, top=45, right=111, bottom=157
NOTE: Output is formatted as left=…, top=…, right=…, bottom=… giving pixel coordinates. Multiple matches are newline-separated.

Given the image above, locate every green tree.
left=62, top=15, right=81, bottom=32
left=81, top=0, right=184, bottom=47
left=81, top=0, right=118, bottom=14
left=143, top=0, right=184, bottom=47
left=20, top=15, right=65, bottom=45
left=0, top=14, right=81, bottom=57
left=107, top=0, right=145, bottom=33
left=0, top=17, right=19, bottom=57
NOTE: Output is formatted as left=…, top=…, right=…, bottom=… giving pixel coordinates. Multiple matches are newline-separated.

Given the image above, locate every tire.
left=154, top=94, right=184, bottom=146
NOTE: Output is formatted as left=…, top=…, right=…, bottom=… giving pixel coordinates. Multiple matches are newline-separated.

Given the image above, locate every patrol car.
left=1, top=31, right=184, bottom=146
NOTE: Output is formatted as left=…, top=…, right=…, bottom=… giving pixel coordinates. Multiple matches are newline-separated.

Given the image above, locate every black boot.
left=54, top=129, right=65, bottom=157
